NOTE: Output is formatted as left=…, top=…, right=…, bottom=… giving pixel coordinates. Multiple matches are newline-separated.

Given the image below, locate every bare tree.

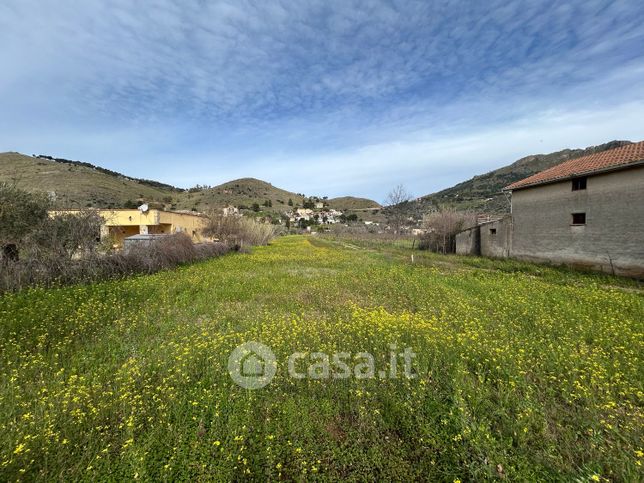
left=420, top=208, right=476, bottom=254
left=384, top=184, right=413, bottom=235
left=203, top=211, right=276, bottom=248
left=28, top=210, right=104, bottom=260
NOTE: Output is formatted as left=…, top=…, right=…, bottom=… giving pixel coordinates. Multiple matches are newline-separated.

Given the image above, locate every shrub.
left=0, top=186, right=235, bottom=293
left=419, top=209, right=476, bottom=253
left=0, top=234, right=231, bottom=293
left=203, top=213, right=276, bottom=248
left=27, top=211, right=104, bottom=260
left=0, top=183, right=50, bottom=261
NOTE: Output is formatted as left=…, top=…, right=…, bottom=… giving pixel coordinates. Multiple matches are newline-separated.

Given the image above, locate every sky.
left=1, top=0, right=644, bottom=201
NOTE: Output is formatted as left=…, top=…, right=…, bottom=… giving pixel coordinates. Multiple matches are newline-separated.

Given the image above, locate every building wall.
left=510, top=165, right=644, bottom=277
left=480, top=216, right=513, bottom=258
left=50, top=209, right=209, bottom=248
left=455, top=226, right=480, bottom=255
left=157, top=211, right=208, bottom=241
left=108, top=225, right=139, bottom=242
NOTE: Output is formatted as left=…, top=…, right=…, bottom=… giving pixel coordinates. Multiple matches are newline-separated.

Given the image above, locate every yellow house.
left=50, top=209, right=209, bottom=247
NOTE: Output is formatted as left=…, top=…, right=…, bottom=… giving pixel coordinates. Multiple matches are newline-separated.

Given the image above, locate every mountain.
left=412, top=140, right=633, bottom=214
left=0, top=152, right=381, bottom=213
left=0, top=152, right=177, bottom=208
left=4, top=141, right=630, bottom=218
left=182, top=181, right=381, bottom=212
left=178, top=178, right=304, bottom=212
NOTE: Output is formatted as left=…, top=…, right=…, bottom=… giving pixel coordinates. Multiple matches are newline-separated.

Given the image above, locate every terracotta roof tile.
left=504, top=141, right=644, bottom=191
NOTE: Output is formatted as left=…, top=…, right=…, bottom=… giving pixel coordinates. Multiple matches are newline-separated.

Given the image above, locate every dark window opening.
left=572, top=213, right=586, bottom=225
left=489, top=228, right=497, bottom=235
left=572, top=177, right=587, bottom=191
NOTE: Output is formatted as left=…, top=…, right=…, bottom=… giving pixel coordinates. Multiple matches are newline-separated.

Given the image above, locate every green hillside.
left=0, top=152, right=176, bottom=208
left=415, top=140, right=632, bottom=214
left=0, top=153, right=381, bottom=213
left=176, top=182, right=384, bottom=214
left=2, top=141, right=632, bottom=217
left=176, top=178, right=304, bottom=212
left=326, top=196, right=381, bottom=210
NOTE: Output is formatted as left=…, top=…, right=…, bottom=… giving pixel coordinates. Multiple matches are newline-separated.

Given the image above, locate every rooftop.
left=504, top=141, right=644, bottom=191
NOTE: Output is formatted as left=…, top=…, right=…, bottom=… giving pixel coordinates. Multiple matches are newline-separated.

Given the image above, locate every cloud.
left=0, top=0, right=643, bottom=199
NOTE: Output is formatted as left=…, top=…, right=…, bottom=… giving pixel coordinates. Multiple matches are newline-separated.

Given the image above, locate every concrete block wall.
left=510, top=165, right=644, bottom=278
left=480, top=216, right=512, bottom=258
left=455, top=227, right=480, bottom=255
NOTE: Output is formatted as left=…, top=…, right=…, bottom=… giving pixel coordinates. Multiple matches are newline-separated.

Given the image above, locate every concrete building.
left=51, top=208, right=209, bottom=247
left=455, top=225, right=479, bottom=255
left=456, top=141, right=644, bottom=277
left=479, top=216, right=513, bottom=259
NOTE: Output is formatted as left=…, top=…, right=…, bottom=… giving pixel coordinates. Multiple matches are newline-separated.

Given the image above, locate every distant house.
left=456, top=141, right=644, bottom=277
left=50, top=208, right=209, bottom=248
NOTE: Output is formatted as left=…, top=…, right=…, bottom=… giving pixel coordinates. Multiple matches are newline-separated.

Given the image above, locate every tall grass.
left=203, top=213, right=277, bottom=247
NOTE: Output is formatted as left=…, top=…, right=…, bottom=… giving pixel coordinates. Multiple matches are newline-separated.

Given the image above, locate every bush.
left=0, top=183, right=50, bottom=261
left=0, top=234, right=231, bottom=293
left=27, top=211, right=104, bottom=260
left=203, top=213, right=276, bottom=248
left=0, top=186, right=234, bottom=293
left=419, top=209, right=476, bottom=254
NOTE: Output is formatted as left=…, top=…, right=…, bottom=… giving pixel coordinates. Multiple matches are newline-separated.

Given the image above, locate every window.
left=572, top=213, right=586, bottom=225
left=489, top=228, right=497, bottom=235
left=572, top=177, right=587, bottom=191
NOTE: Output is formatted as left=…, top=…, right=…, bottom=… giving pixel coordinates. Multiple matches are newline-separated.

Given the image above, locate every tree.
left=384, top=184, right=413, bottom=235
left=288, top=198, right=293, bottom=206
left=420, top=209, right=476, bottom=254
left=29, top=211, right=104, bottom=260
left=252, top=203, right=260, bottom=212
left=0, top=183, right=50, bottom=262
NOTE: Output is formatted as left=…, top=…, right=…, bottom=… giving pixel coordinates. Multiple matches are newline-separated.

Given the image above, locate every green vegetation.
left=0, top=182, right=50, bottom=257
left=0, top=154, right=382, bottom=215
left=0, top=141, right=631, bottom=216
left=184, top=178, right=303, bottom=214
left=326, top=196, right=381, bottom=211
left=1, top=237, right=642, bottom=480
left=0, top=152, right=174, bottom=209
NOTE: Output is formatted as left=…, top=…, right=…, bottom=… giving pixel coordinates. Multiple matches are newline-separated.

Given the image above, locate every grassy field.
left=1, top=236, right=642, bottom=481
